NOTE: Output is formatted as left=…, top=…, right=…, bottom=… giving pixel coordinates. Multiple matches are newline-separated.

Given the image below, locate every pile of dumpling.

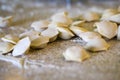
left=0, top=7, right=120, bottom=63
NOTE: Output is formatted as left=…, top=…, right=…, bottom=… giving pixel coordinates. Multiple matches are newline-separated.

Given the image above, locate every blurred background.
left=0, top=0, right=120, bottom=33
left=0, top=1, right=120, bottom=80
left=0, top=0, right=120, bottom=18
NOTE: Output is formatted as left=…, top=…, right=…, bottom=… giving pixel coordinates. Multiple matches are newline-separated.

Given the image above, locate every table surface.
left=0, top=0, right=120, bottom=80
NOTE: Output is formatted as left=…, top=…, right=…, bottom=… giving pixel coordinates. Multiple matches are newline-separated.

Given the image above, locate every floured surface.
left=0, top=0, right=120, bottom=80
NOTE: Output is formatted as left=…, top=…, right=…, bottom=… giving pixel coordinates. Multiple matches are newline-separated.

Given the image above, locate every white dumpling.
left=0, top=42, right=14, bottom=54
left=1, top=34, right=19, bottom=44
left=84, top=38, right=110, bottom=52
left=63, top=46, right=90, bottom=62
left=31, top=20, right=49, bottom=32
left=12, top=37, right=31, bottom=56
left=94, top=21, right=118, bottom=39
left=57, top=27, right=74, bottom=39
left=19, top=30, right=40, bottom=41
left=83, top=12, right=100, bottom=21
left=109, top=14, right=120, bottom=24
left=79, top=31, right=101, bottom=42
left=41, top=28, right=59, bottom=42
left=51, top=12, right=72, bottom=25
left=31, top=36, right=49, bottom=49
left=70, top=26, right=88, bottom=36
left=101, top=9, right=118, bottom=20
